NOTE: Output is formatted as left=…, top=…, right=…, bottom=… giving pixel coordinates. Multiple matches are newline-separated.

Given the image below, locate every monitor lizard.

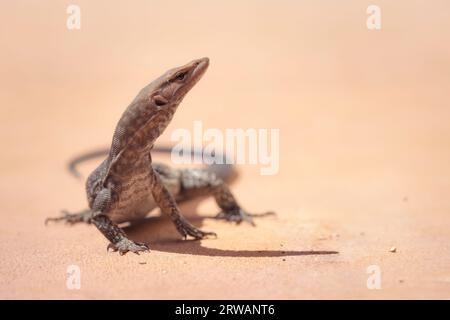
left=46, top=57, right=273, bottom=255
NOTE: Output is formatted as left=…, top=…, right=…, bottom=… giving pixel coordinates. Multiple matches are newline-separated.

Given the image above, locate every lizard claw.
left=215, top=208, right=275, bottom=226
left=107, top=238, right=150, bottom=255
left=45, top=209, right=92, bottom=225
left=107, top=243, right=118, bottom=252
left=175, top=217, right=217, bottom=240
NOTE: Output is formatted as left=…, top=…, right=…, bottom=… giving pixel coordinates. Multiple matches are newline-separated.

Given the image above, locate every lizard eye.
left=175, top=72, right=186, bottom=81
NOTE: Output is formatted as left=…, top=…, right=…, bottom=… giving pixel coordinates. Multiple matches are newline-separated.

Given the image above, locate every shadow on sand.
left=123, top=199, right=339, bottom=258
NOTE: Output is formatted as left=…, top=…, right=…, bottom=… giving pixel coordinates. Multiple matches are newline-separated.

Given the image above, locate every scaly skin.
left=46, top=58, right=273, bottom=255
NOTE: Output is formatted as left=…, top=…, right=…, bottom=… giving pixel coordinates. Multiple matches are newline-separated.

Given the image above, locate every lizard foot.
left=215, top=208, right=276, bottom=226
left=176, top=217, right=217, bottom=240
left=45, top=209, right=92, bottom=225
left=107, top=238, right=150, bottom=256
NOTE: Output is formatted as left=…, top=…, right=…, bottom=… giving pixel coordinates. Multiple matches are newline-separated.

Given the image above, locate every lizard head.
left=107, top=58, right=210, bottom=163
left=149, top=57, right=209, bottom=109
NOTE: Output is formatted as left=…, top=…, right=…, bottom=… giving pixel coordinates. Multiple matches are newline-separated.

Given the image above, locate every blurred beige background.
left=1, top=0, right=450, bottom=299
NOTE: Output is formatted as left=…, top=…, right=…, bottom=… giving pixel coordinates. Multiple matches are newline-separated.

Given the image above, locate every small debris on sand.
left=399, top=279, right=404, bottom=283
left=318, top=233, right=340, bottom=240
left=390, top=246, right=397, bottom=253
left=139, top=262, right=147, bottom=265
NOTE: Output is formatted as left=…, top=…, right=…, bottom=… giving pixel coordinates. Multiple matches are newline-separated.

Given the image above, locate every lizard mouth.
left=191, top=57, right=209, bottom=81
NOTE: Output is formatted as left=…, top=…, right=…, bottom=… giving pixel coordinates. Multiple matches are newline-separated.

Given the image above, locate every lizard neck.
left=108, top=101, right=179, bottom=163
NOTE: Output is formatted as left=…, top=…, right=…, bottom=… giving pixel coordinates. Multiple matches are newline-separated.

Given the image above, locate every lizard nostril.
left=154, top=95, right=168, bottom=106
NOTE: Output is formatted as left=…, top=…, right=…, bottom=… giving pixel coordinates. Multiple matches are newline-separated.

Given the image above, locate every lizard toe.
left=176, top=219, right=216, bottom=240
left=45, top=209, right=92, bottom=225
left=107, top=239, right=150, bottom=255
left=215, top=208, right=254, bottom=226
left=215, top=208, right=275, bottom=226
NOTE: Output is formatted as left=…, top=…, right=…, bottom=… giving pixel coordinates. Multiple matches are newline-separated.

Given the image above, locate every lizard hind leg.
left=45, top=209, right=93, bottom=225
left=179, top=168, right=275, bottom=226
left=150, top=167, right=217, bottom=240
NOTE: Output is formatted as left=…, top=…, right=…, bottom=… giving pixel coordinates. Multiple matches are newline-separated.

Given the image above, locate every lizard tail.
left=67, top=146, right=237, bottom=183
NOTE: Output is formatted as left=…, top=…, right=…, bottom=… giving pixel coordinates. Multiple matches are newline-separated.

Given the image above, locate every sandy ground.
left=1, top=1, right=450, bottom=299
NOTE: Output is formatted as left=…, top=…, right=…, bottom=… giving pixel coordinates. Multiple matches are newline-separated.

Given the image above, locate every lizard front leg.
left=91, top=188, right=149, bottom=255
left=150, top=167, right=216, bottom=239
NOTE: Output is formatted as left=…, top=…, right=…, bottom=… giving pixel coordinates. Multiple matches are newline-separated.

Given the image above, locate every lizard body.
left=46, top=58, right=271, bottom=255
